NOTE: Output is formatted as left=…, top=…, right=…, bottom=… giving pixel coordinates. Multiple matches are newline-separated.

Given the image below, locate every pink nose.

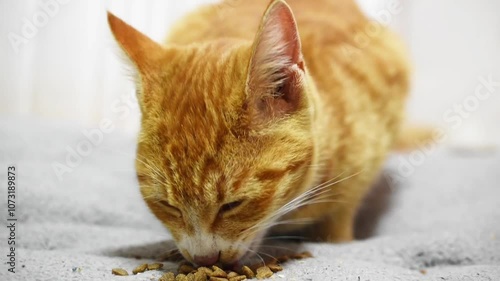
left=193, top=252, right=220, bottom=266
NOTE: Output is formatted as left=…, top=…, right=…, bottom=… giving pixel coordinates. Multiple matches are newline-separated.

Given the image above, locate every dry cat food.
left=111, top=268, right=129, bottom=276
left=148, top=263, right=165, bottom=270
left=132, top=263, right=148, bottom=274
left=241, top=266, right=255, bottom=278
left=255, top=266, right=273, bottom=279
left=113, top=263, right=165, bottom=276
left=112, top=251, right=312, bottom=280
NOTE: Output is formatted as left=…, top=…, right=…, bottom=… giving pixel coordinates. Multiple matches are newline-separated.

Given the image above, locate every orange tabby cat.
left=108, top=0, right=410, bottom=266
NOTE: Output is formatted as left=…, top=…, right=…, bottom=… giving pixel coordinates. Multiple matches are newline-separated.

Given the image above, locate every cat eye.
left=158, top=200, right=182, bottom=218
left=219, top=200, right=244, bottom=216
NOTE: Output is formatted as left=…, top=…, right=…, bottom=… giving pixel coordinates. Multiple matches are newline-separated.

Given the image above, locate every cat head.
left=108, top=0, right=317, bottom=266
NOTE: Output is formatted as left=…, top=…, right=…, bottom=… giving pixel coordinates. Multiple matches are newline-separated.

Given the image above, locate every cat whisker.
left=261, top=235, right=306, bottom=241
left=161, top=246, right=180, bottom=255
left=256, top=218, right=316, bottom=230
left=244, top=197, right=351, bottom=237
left=258, top=244, right=297, bottom=251
left=272, top=195, right=343, bottom=222
left=281, top=171, right=347, bottom=207
left=253, top=250, right=279, bottom=264
left=261, top=173, right=346, bottom=223
left=273, top=170, right=364, bottom=218
left=258, top=244, right=300, bottom=255
left=243, top=218, right=315, bottom=237
left=286, top=190, right=348, bottom=209
left=269, top=183, right=344, bottom=221
left=292, top=199, right=347, bottom=210
left=279, top=173, right=348, bottom=209
left=240, top=245, right=266, bottom=266
left=242, top=214, right=319, bottom=238
left=243, top=171, right=363, bottom=237
left=161, top=248, right=185, bottom=261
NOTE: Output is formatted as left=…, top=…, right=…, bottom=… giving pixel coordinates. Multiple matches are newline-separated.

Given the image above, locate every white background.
left=1, top=0, right=499, bottom=147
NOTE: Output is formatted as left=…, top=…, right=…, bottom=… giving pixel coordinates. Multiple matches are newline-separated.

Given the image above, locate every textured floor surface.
left=1, top=117, right=499, bottom=281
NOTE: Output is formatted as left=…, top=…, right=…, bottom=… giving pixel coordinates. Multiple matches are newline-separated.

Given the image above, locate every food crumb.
left=292, top=251, right=313, bottom=260
left=228, top=276, right=247, bottom=281
left=194, top=270, right=208, bottom=281
left=267, top=264, right=283, bottom=272
left=178, top=264, right=195, bottom=274
left=133, top=263, right=148, bottom=274
left=301, top=251, right=313, bottom=258
left=241, top=266, right=255, bottom=279
left=148, top=263, right=164, bottom=270
left=112, top=268, right=129, bottom=276
left=184, top=273, right=194, bottom=281
left=211, top=265, right=227, bottom=278
left=419, top=269, right=427, bottom=275
left=159, top=272, right=175, bottom=281
left=209, top=277, right=228, bottom=281
left=256, top=266, right=273, bottom=279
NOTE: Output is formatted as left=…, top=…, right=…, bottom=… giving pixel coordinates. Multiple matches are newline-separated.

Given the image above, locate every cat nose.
left=193, top=252, right=220, bottom=266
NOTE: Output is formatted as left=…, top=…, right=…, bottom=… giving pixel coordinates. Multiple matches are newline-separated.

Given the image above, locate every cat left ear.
left=107, top=12, right=164, bottom=75
left=246, top=0, right=305, bottom=122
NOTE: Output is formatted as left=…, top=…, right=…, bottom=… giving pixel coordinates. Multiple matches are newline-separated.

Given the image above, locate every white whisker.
left=242, top=170, right=364, bottom=237
left=261, top=235, right=305, bottom=241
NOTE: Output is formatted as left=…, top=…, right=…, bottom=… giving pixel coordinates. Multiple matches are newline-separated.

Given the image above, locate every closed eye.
left=218, top=200, right=244, bottom=216
left=158, top=200, right=182, bottom=218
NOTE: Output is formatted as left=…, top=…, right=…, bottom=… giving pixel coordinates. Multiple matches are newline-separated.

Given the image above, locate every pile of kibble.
left=111, top=251, right=312, bottom=280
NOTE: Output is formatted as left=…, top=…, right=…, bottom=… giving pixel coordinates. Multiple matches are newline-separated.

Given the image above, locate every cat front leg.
left=321, top=207, right=356, bottom=242
left=302, top=206, right=356, bottom=242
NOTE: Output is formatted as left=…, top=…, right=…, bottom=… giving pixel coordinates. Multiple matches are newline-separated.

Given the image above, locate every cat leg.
left=322, top=207, right=355, bottom=242
left=303, top=206, right=355, bottom=242
left=311, top=178, right=373, bottom=242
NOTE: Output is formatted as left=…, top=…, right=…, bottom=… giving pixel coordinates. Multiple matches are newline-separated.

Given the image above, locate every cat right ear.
left=246, top=0, right=306, bottom=124
left=107, top=12, right=163, bottom=75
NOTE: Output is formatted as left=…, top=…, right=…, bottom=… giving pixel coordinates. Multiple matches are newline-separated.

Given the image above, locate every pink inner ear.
left=250, top=0, right=304, bottom=84
left=246, top=1, right=306, bottom=123
left=272, top=4, right=303, bottom=67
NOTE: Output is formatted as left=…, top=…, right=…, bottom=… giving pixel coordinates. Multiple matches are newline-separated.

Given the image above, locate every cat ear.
left=246, top=0, right=305, bottom=122
left=107, top=12, right=163, bottom=75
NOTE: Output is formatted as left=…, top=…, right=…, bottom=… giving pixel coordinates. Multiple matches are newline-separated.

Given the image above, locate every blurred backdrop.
left=1, top=0, right=499, bottom=147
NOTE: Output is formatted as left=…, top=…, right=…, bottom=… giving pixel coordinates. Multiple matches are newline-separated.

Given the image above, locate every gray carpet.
left=1, top=117, right=499, bottom=281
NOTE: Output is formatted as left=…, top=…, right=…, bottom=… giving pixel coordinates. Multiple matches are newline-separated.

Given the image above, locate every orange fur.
left=108, top=0, right=410, bottom=266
